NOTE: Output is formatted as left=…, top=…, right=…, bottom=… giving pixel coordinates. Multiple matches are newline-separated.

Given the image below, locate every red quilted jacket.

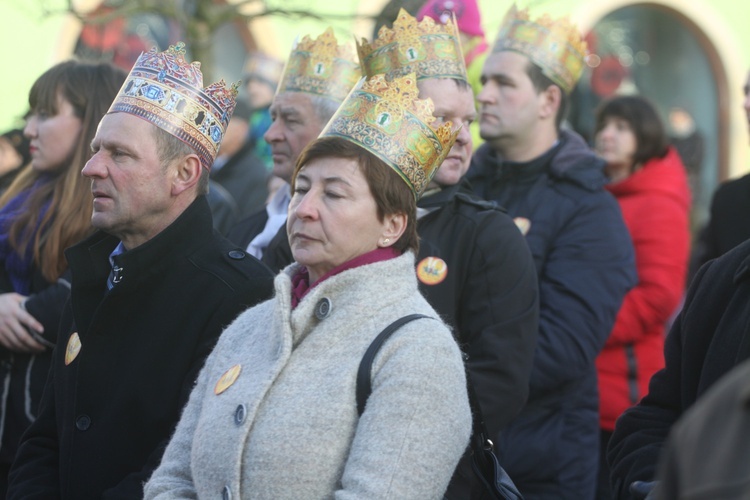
left=597, top=147, right=692, bottom=431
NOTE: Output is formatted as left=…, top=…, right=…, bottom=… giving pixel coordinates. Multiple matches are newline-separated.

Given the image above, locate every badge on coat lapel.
left=417, top=256, right=448, bottom=285
left=513, top=217, right=531, bottom=236
left=215, top=364, right=242, bottom=395
left=65, top=332, right=81, bottom=366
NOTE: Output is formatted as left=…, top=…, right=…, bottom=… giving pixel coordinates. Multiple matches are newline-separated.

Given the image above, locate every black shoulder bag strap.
left=356, top=314, right=430, bottom=416
left=355, top=313, right=523, bottom=500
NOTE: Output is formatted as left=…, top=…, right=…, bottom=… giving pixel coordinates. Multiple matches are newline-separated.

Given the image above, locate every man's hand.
left=0, top=293, right=46, bottom=353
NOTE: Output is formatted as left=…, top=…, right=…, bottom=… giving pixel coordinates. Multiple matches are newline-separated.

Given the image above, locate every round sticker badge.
left=417, top=256, right=448, bottom=285
left=513, top=217, right=531, bottom=236
left=215, top=364, right=242, bottom=395
left=65, top=332, right=82, bottom=366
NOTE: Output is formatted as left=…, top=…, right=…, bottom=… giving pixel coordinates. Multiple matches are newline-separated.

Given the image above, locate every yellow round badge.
left=214, top=364, right=242, bottom=395
left=65, top=332, right=81, bottom=366
left=417, top=256, right=448, bottom=285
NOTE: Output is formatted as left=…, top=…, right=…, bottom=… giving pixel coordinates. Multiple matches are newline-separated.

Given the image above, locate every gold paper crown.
left=108, top=42, right=239, bottom=170
left=492, top=4, right=587, bottom=93
left=321, top=74, right=459, bottom=199
left=357, top=8, right=467, bottom=82
left=277, top=28, right=361, bottom=102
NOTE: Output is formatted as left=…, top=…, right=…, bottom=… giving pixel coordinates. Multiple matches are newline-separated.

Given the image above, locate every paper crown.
left=108, top=42, right=239, bottom=170
left=492, top=5, right=587, bottom=94
left=243, top=52, right=284, bottom=88
left=277, top=28, right=361, bottom=103
left=321, top=74, right=459, bottom=199
left=358, top=9, right=467, bottom=83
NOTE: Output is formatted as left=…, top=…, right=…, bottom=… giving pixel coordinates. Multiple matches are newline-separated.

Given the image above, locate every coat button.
left=228, top=250, right=245, bottom=260
left=315, top=298, right=331, bottom=320
left=75, top=414, right=91, bottom=431
left=234, top=404, right=246, bottom=426
left=222, top=485, right=232, bottom=500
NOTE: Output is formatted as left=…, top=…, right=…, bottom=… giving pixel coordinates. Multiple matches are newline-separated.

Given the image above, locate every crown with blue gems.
left=492, top=4, right=587, bottom=94
left=277, top=28, right=361, bottom=103
left=320, top=73, right=459, bottom=199
left=107, top=42, right=239, bottom=170
left=357, top=8, right=467, bottom=82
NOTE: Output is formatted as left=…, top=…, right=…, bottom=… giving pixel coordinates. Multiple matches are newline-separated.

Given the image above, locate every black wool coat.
left=7, top=196, right=274, bottom=499
left=608, top=237, right=750, bottom=499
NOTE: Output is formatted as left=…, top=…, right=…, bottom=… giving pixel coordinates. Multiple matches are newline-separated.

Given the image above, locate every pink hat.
left=417, top=0, right=485, bottom=38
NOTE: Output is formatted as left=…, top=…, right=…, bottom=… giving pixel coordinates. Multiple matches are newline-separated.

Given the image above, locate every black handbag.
left=356, top=314, right=524, bottom=500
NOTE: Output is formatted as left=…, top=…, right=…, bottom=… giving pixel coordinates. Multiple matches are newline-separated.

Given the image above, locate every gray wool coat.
left=144, top=252, right=472, bottom=499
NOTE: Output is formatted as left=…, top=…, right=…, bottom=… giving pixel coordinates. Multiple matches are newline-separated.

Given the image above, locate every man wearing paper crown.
left=144, top=73, right=472, bottom=499
left=465, top=4, right=637, bottom=499
left=8, top=43, right=274, bottom=499
left=227, top=28, right=361, bottom=271
left=359, top=8, right=539, bottom=499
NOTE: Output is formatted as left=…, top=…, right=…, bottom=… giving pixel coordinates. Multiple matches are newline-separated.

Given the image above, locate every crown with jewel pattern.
left=276, top=28, right=361, bottom=102
left=357, top=8, right=467, bottom=82
left=492, top=4, right=587, bottom=94
left=108, top=42, right=239, bottom=170
left=321, top=73, right=459, bottom=199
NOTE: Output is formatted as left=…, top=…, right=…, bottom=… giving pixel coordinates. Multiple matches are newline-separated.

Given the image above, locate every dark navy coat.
left=466, top=130, right=636, bottom=499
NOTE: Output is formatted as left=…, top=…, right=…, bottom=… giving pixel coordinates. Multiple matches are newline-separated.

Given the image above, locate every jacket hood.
left=606, top=147, right=691, bottom=211
left=469, top=130, right=608, bottom=192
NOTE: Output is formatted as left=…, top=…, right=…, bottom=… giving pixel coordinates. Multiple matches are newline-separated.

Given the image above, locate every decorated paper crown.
left=492, top=4, right=587, bottom=94
left=108, top=42, right=239, bottom=170
left=243, top=52, right=284, bottom=88
left=321, top=74, right=459, bottom=199
left=277, top=28, right=361, bottom=102
left=358, top=8, right=467, bottom=82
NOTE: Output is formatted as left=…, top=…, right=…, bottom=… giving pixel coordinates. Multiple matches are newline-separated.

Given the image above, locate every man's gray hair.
left=308, top=94, right=342, bottom=126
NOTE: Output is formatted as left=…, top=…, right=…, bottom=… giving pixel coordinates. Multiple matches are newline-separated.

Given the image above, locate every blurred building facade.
left=2, top=0, right=749, bottom=228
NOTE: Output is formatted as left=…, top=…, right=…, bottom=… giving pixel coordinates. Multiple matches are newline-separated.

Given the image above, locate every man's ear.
left=539, top=84, right=562, bottom=121
left=171, top=154, right=202, bottom=196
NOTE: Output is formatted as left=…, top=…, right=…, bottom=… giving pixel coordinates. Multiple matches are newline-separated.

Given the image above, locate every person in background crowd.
left=0, top=128, right=31, bottom=193
left=689, top=69, right=750, bottom=279
left=417, top=0, right=488, bottom=147
left=607, top=67, right=750, bottom=500
left=7, top=43, right=274, bottom=499
left=145, top=74, right=471, bottom=500
left=0, top=60, right=125, bottom=497
left=227, top=28, right=360, bottom=271
left=243, top=51, right=284, bottom=171
left=652, top=356, right=750, bottom=500
left=211, top=99, right=269, bottom=220
left=466, top=5, right=636, bottom=498
left=358, top=9, right=539, bottom=497
left=593, top=95, right=691, bottom=500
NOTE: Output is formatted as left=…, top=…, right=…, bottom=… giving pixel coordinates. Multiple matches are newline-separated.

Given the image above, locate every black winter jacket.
left=417, top=181, right=539, bottom=499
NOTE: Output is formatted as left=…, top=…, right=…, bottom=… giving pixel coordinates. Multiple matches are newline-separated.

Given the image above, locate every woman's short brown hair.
left=292, top=136, right=419, bottom=255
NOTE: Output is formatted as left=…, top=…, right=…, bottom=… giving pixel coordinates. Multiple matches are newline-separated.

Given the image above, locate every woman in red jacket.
left=593, top=95, right=691, bottom=499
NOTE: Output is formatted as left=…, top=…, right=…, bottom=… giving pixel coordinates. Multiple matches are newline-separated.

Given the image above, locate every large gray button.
left=228, top=250, right=245, bottom=260
left=315, top=298, right=331, bottom=320
left=234, top=404, right=247, bottom=426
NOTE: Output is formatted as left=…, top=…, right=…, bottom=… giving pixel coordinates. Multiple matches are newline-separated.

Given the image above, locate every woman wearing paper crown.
left=0, top=61, right=126, bottom=494
left=144, top=73, right=472, bottom=499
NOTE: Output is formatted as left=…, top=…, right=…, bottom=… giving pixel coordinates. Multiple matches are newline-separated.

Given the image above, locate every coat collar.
left=66, top=195, right=214, bottom=290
